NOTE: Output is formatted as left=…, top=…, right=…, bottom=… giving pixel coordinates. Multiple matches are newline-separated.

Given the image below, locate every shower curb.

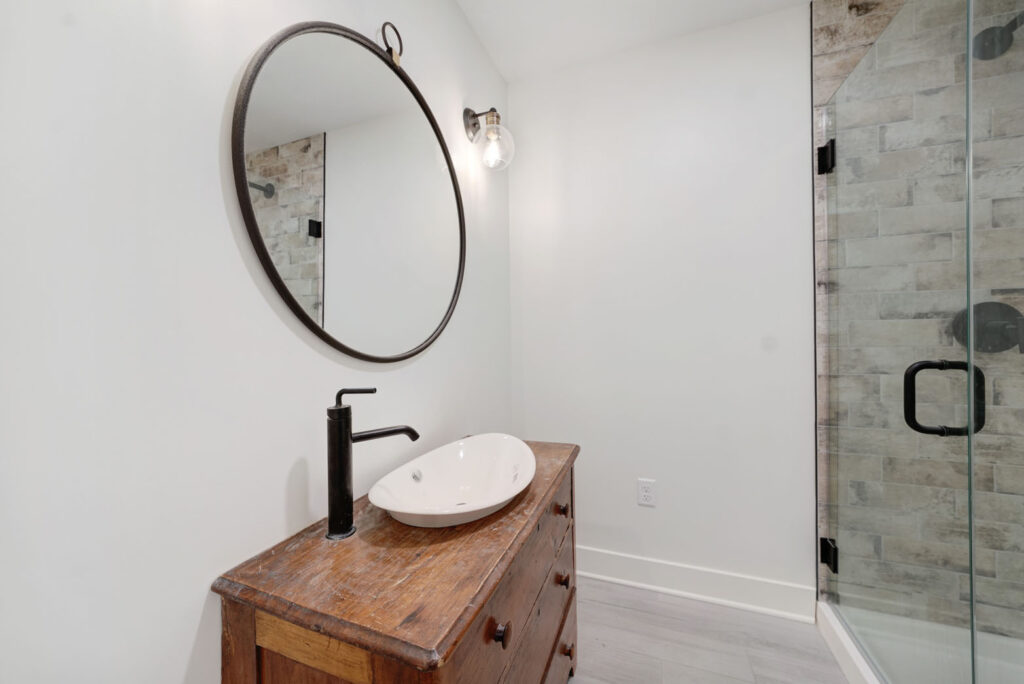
left=817, top=601, right=883, bottom=684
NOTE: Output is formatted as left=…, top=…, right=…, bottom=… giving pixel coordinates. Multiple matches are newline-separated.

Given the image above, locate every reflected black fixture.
left=952, top=301, right=1024, bottom=353
left=308, top=219, right=322, bottom=239
left=247, top=180, right=275, bottom=198
left=326, top=388, right=419, bottom=540
left=903, top=360, right=985, bottom=436
left=974, top=12, right=1024, bottom=60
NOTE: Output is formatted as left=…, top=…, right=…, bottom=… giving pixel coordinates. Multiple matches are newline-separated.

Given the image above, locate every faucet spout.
left=353, top=425, right=420, bottom=443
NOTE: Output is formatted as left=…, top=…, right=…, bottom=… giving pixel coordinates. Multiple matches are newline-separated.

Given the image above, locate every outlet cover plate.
left=637, top=478, right=656, bottom=507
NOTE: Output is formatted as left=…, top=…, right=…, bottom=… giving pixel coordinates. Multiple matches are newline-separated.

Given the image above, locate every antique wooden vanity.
left=213, top=441, right=579, bottom=683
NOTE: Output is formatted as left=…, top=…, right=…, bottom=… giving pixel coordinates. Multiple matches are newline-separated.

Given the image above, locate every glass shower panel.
left=969, top=0, right=1024, bottom=681
left=826, top=0, right=974, bottom=681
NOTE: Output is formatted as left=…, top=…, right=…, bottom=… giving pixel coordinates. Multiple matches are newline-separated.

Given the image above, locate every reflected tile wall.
left=245, top=133, right=325, bottom=324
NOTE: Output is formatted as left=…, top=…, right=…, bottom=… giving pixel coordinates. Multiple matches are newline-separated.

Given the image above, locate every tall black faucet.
left=326, top=388, right=419, bottom=540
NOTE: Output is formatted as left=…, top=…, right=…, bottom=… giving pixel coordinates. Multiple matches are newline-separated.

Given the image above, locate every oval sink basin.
left=368, top=433, right=536, bottom=528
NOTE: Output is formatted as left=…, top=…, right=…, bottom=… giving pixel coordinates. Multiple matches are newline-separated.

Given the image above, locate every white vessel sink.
left=368, top=433, right=536, bottom=528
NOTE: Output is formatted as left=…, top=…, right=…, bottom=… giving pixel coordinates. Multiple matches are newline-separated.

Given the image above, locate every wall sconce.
left=463, top=107, right=515, bottom=170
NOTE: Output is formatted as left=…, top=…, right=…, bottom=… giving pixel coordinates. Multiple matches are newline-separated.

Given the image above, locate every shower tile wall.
left=245, top=133, right=325, bottom=323
left=819, top=0, right=1024, bottom=639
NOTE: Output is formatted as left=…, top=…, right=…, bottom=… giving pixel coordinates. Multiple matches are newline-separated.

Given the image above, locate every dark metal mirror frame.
left=232, top=21, right=466, bottom=363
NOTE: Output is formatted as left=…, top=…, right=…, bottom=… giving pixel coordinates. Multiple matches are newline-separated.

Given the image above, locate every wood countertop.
left=212, top=440, right=579, bottom=671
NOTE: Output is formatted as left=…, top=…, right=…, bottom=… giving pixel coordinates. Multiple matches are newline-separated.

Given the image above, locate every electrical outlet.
left=637, top=478, right=656, bottom=507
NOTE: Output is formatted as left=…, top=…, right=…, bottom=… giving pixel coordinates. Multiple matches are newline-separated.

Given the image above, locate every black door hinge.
left=820, top=537, right=838, bottom=574
left=817, top=139, right=835, bottom=175
left=308, top=219, right=323, bottom=238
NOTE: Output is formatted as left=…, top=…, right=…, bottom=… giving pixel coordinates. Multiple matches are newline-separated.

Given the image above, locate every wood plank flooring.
left=568, top=576, right=847, bottom=684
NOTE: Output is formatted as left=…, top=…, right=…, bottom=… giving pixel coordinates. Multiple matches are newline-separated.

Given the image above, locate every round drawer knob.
left=562, top=643, right=575, bottom=659
left=493, top=621, right=512, bottom=650
left=556, top=572, right=571, bottom=588
left=555, top=502, right=570, bottom=517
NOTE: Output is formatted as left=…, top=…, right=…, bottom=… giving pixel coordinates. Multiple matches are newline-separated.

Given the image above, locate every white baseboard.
left=816, top=601, right=882, bottom=684
left=576, top=545, right=816, bottom=623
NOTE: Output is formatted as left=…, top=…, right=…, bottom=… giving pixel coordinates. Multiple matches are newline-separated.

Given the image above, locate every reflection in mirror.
left=238, top=26, right=463, bottom=360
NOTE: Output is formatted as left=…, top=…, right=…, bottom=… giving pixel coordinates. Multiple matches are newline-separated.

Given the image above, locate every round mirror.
left=233, top=22, right=465, bottom=362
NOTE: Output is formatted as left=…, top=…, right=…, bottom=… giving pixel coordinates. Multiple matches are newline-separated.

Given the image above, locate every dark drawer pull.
left=562, top=643, right=574, bottom=659
left=493, top=621, right=512, bottom=650
left=555, top=572, right=571, bottom=588
left=554, top=502, right=570, bottom=517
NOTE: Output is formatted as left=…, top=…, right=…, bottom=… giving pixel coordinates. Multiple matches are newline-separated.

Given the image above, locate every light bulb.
left=473, top=122, right=515, bottom=170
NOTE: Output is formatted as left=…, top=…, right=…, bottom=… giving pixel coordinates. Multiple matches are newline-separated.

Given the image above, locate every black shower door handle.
left=903, top=360, right=985, bottom=436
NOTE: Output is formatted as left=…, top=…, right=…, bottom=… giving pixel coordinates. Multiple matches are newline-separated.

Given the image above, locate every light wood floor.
left=569, top=576, right=847, bottom=684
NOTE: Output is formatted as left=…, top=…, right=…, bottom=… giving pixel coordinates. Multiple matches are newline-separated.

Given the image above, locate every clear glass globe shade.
left=473, top=122, right=515, bottom=170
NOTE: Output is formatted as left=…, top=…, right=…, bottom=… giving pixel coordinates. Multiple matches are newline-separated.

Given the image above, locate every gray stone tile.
left=841, top=144, right=964, bottom=185
left=847, top=480, right=957, bottom=513
left=837, top=374, right=882, bottom=403
left=875, top=22, right=966, bottom=70
left=838, top=425, right=918, bottom=456
left=836, top=94, right=914, bottom=128
left=841, top=502, right=922, bottom=537
left=832, top=264, right=915, bottom=292
left=882, top=536, right=972, bottom=573
left=995, top=550, right=1024, bottom=582
left=878, top=289, right=965, bottom=318
left=992, top=106, right=1024, bottom=138
left=975, top=491, right=1024, bottom=526
left=848, top=318, right=949, bottom=346
left=834, top=209, right=880, bottom=239
left=883, top=456, right=969, bottom=488
left=841, top=556, right=963, bottom=598
left=913, top=173, right=967, bottom=204
left=879, top=200, right=967, bottom=236
left=834, top=292, right=881, bottom=320
left=837, top=528, right=883, bottom=559
left=995, top=465, right=1024, bottom=495
left=815, top=9, right=903, bottom=56
left=835, top=178, right=912, bottom=211
left=974, top=166, right=1024, bottom=201
left=975, top=602, right=1024, bottom=639
left=974, top=136, right=1024, bottom=170
left=980, top=405, right=1024, bottom=435
left=972, top=576, right=1024, bottom=611
left=992, top=197, right=1024, bottom=228
left=840, top=56, right=956, bottom=101
left=845, top=232, right=951, bottom=266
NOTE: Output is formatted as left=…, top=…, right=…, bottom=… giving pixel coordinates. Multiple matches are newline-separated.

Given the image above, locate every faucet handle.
left=336, top=387, right=377, bottom=406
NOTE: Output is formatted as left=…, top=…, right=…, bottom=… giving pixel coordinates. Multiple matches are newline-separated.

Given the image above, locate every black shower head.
left=974, top=12, right=1024, bottom=61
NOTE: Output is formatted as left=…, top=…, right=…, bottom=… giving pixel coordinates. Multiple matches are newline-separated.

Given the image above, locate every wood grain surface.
left=213, top=441, right=579, bottom=671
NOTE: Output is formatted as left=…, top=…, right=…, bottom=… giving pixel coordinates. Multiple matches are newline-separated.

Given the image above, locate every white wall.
left=0, top=1, right=509, bottom=681
left=324, top=109, right=460, bottom=355
left=509, top=4, right=816, bottom=620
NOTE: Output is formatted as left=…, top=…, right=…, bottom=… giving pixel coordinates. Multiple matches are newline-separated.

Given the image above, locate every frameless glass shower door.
left=822, top=0, right=1024, bottom=681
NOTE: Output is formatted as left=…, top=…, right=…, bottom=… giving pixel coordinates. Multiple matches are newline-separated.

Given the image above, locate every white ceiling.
left=246, top=32, right=415, bottom=151
left=455, top=0, right=807, bottom=82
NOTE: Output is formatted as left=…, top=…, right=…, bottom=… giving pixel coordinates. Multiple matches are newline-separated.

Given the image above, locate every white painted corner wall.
left=0, top=2, right=816, bottom=681
left=0, top=1, right=509, bottom=682
left=508, top=4, right=816, bottom=620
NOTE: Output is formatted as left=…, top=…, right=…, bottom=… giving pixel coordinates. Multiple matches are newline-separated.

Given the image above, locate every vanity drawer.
left=502, top=532, right=575, bottom=683
left=543, top=596, right=577, bottom=684
left=545, top=472, right=573, bottom=547
left=445, top=474, right=572, bottom=682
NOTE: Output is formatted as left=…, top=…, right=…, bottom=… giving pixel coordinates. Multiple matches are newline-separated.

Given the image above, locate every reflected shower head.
left=974, top=12, right=1024, bottom=60
left=248, top=180, right=275, bottom=199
